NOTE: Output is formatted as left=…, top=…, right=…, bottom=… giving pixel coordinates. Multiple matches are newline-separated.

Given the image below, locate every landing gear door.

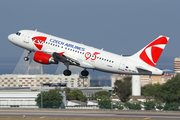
left=119, top=59, right=126, bottom=71
left=24, top=33, right=32, bottom=43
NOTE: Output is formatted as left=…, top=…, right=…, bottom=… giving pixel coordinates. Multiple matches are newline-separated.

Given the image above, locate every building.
left=0, top=91, right=66, bottom=108
left=161, top=74, right=173, bottom=84
left=0, top=92, right=39, bottom=108
left=140, top=76, right=150, bottom=86
left=174, top=57, right=180, bottom=74
left=0, top=74, right=90, bottom=88
left=151, top=75, right=162, bottom=84
left=66, top=100, right=99, bottom=109
left=151, top=75, right=174, bottom=85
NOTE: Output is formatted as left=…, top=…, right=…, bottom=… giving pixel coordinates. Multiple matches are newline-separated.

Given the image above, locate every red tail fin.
left=131, top=36, right=169, bottom=67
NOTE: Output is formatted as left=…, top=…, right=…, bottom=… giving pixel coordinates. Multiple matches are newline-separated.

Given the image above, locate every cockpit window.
left=16, top=32, right=21, bottom=36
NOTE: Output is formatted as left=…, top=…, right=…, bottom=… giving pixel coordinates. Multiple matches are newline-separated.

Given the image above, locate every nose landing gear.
left=24, top=57, right=29, bottom=61
left=24, top=51, right=31, bottom=61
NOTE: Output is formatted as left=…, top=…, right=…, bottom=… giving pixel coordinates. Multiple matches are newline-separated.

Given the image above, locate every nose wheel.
left=24, top=51, right=31, bottom=61
left=24, top=57, right=29, bottom=61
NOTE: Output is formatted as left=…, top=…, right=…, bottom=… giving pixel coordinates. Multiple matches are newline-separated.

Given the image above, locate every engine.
left=33, top=51, right=58, bottom=64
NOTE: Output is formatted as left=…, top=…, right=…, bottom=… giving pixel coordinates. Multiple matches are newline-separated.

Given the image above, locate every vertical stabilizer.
left=130, top=36, right=169, bottom=67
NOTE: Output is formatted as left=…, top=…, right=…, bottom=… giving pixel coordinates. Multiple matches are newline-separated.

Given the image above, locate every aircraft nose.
left=8, top=34, right=14, bottom=42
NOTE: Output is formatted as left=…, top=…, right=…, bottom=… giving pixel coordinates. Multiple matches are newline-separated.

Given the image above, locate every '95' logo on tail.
left=32, top=36, right=47, bottom=50
left=140, top=36, right=168, bottom=67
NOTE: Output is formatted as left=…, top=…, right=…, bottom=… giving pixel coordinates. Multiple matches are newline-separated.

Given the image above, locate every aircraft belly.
left=79, top=61, right=94, bottom=69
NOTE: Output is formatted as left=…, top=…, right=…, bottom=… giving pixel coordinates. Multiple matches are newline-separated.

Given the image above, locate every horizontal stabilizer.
left=137, top=67, right=152, bottom=75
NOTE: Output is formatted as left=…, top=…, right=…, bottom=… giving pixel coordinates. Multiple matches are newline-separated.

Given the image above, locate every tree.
left=163, top=102, right=180, bottom=111
left=144, top=100, right=155, bottom=110
left=141, top=83, right=163, bottom=101
left=98, top=96, right=111, bottom=109
left=114, top=77, right=132, bottom=102
left=161, top=75, right=180, bottom=103
left=141, top=74, right=180, bottom=111
left=91, top=91, right=111, bottom=100
left=124, top=99, right=141, bottom=110
left=113, top=102, right=124, bottom=110
left=91, top=91, right=112, bottom=109
left=69, top=90, right=87, bottom=102
left=142, top=74, right=180, bottom=104
left=35, top=89, right=63, bottom=108
left=155, top=100, right=164, bottom=111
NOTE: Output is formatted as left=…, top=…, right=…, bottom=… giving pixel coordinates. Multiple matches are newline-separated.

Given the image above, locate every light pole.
left=41, top=84, right=43, bottom=108
left=111, top=96, right=113, bottom=109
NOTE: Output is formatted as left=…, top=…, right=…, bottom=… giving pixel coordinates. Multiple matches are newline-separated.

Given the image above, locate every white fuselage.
left=8, top=30, right=165, bottom=75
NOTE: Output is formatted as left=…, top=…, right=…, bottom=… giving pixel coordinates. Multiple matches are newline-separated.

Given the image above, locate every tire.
left=63, top=69, right=71, bottom=76
left=81, top=70, right=89, bottom=76
left=24, top=57, right=29, bottom=61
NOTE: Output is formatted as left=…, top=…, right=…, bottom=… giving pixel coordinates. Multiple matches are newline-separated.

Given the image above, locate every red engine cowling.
left=33, top=51, right=58, bottom=64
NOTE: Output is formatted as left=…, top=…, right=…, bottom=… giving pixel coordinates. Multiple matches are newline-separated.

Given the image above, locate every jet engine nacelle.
left=33, top=51, right=58, bottom=64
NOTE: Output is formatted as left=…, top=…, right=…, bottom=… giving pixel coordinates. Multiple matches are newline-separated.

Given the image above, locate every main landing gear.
left=24, top=51, right=31, bottom=61
left=81, top=69, right=89, bottom=76
left=63, top=69, right=72, bottom=76
left=63, top=62, right=89, bottom=77
left=63, top=69, right=89, bottom=77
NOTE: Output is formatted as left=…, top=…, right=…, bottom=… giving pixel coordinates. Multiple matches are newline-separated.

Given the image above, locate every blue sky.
left=0, top=0, right=180, bottom=76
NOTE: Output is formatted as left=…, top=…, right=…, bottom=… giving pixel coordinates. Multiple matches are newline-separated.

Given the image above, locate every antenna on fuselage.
left=35, top=29, right=37, bottom=32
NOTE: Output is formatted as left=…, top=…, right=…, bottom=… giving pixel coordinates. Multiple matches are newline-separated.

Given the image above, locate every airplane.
left=8, top=30, right=169, bottom=76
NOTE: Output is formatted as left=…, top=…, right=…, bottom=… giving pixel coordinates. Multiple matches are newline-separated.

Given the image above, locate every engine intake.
left=33, top=51, right=58, bottom=64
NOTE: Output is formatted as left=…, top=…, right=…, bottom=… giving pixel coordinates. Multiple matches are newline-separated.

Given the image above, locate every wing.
left=53, top=52, right=94, bottom=69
